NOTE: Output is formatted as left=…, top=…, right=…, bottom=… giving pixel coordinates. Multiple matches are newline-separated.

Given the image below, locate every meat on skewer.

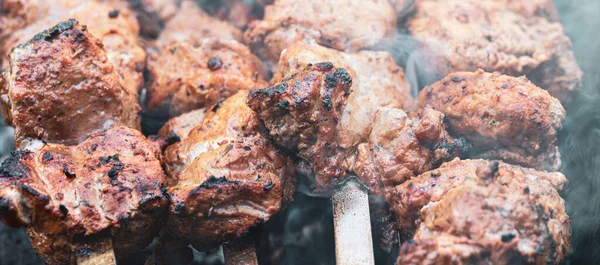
left=419, top=70, right=566, bottom=171
left=145, top=39, right=267, bottom=116
left=244, top=0, right=398, bottom=67
left=0, top=126, right=169, bottom=265
left=390, top=159, right=570, bottom=265
left=247, top=60, right=464, bottom=194
left=0, top=19, right=141, bottom=147
left=162, top=90, right=296, bottom=250
left=399, top=0, right=582, bottom=104
left=1, top=0, right=146, bottom=96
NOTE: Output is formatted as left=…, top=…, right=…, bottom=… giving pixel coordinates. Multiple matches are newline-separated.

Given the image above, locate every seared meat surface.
left=352, top=107, right=469, bottom=195
left=419, top=70, right=565, bottom=171
left=274, top=43, right=413, bottom=148
left=244, top=0, right=397, bottom=65
left=1, top=0, right=146, bottom=96
left=0, top=126, right=169, bottom=265
left=1, top=20, right=140, bottom=146
left=154, top=0, right=242, bottom=48
left=247, top=63, right=463, bottom=192
left=146, top=38, right=266, bottom=116
left=158, top=108, right=207, bottom=140
left=163, top=91, right=295, bottom=250
left=390, top=159, right=569, bottom=265
left=403, top=0, right=581, bottom=104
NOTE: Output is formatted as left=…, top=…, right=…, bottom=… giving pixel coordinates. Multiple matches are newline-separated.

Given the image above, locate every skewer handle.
left=223, top=234, right=258, bottom=265
left=75, top=236, right=117, bottom=265
left=332, top=178, right=375, bottom=265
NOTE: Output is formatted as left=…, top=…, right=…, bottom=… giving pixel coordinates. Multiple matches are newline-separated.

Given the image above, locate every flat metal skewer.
left=332, top=178, right=376, bottom=265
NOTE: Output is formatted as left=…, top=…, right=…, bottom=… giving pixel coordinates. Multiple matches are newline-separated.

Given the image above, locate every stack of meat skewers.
left=0, top=0, right=580, bottom=264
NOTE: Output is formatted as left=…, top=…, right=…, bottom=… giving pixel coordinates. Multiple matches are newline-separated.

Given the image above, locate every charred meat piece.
left=419, top=70, right=565, bottom=171
left=163, top=91, right=295, bottom=250
left=390, top=159, right=570, bottom=265
left=248, top=63, right=462, bottom=193
left=0, top=126, right=169, bottom=265
left=403, top=0, right=582, bottom=104
left=1, top=0, right=146, bottom=96
left=244, top=0, right=397, bottom=65
left=1, top=19, right=140, bottom=146
left=274, top=43, right=414, bottom=148
left=352, top=107, right=469, bottom=195
left=154, top=0, right=242, bottom=48
left=146, top=39, right=266, bottom=116
left=247, top=63, right=352, bottom=190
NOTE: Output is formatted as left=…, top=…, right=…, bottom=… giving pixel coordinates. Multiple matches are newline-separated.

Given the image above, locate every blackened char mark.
left=0, top=150, right=31, bottom=180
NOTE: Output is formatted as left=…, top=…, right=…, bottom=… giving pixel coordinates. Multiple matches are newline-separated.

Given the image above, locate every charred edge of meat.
left=435, top=137, right=472, bottom=159
left=0, top=150, right=31, bottom=179
left=250, top=82, right=288, bottom=97
left=18, top=184, right=49, bottom=201
left=148, top=132, right=181, bottom=150
left=25, top=19, right=80, bottom=46
left=323, top=68, right=352, bottom=110
left=211, top=98, right=226, bottom=112
left=197, top=176, right=240, bottom=190
left=98, top=154, right=120, bottom=166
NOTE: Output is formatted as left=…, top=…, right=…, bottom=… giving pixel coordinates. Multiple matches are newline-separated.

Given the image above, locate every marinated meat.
left=154, top=0, right=242, bottom=48
left=0, top=126, right=169, bottom=265
left=145, top=39, right=267, bottom=116
left=244, top=0, right=397, bottom=65
left=403, top=0, right=582, bottom=104
left=163, top=91, right=295, bottom=250
left=247, top=63, right=464, bottom=192
left=352, top=107, right=469, bottom=195
left=274, top=43, right=414, bottom=148
left=390, top=159, right=570, bottom=265
left=419, top=70, right=565, bottom=171
left=1, top=19, right=140, bottom=146
left=158, top=108, right=208, bottom=140
left=1, top=0, right=146, bottom=96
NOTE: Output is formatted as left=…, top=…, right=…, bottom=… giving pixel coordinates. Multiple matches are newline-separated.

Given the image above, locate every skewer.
left=75, top=235, right=117, bottom=265
left=332, top=177, right=376, bottom=265
left=223, top=234, right=259, bottom=265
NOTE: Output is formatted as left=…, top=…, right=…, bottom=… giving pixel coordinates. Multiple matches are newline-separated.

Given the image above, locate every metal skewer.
left=332, top=177, right=376, bottom=265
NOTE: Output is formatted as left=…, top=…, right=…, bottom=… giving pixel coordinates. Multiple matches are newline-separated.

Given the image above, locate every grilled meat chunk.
left=244, top=0, right=397, bottom=65
left=158, top=108, right=207, bottom=140
left=248, top=63, right=463, bottom=192
left=0, top=126, right=169, bottom=265
left=403, top=0, right=581, bottom=104
left=1, top=0, right=146, bottom=96
left=146, top=39, right=266, bottom=116
left=352, top=107, right=469, bottom=195
left=1, top=19, right=140, bottom=146
left=274, top=43, right=414, bottom=148
left=390, top=159, right=570, bottom=265
left=419, top=70, right=565, bottom=171
left=247, top=63, right=352, bottom=190
left=163, top=91, right=295, bottom=250
left=154, top=0, right=242, bottom=48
